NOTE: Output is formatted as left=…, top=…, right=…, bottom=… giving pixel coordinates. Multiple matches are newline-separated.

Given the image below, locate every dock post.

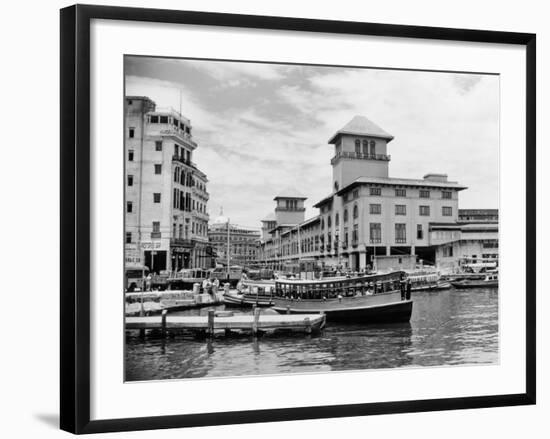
left=224, top=283, right=230, bottom=294
left=286, top=306, right=290, bottom=315
left=304, top=317, right=311, bottom=334
left=161, top=309, right=168, bottom=338
left=252, top=307, right=261, bottom=336
left=207, top=310, right=215, bottom=338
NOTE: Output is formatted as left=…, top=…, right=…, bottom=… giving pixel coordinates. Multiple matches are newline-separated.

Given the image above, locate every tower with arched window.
left=329, top=115, right=394, bottom=190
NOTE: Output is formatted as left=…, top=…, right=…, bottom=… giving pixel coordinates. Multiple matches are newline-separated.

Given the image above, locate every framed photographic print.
left=60, top=4, right=536, bottom=434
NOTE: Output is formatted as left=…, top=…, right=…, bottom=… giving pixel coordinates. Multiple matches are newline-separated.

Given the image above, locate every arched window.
left=369, top=140, right=376, bottom=156
left=321, top=218, right=325, bottom=230
left=362, top=139, right=369, bottom=156
left=353, top=204, right=359, bottom=219
left=335, top=213, right=339, bottom=226
left=355, top=139, right=361, bottom=154
left=327, top=215, right=332, bottom=228
left=344, top=208, right=349, bottom=222
left=174, top=167, right=179, bottom=183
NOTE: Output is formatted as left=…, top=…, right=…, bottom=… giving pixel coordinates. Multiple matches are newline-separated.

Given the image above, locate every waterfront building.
left=124, top=96, right=212, bottom=274
left=258, top=115, right=498, bottom=271
left=209, top=209, right=261, bottom=267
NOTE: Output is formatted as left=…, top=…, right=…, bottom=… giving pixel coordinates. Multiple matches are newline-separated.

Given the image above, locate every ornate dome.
left=213, top=207, right=229, bottom=225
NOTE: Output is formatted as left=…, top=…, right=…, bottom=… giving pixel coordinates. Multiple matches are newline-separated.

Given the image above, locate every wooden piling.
left=304, top=317, right=311, bottom=334
left=207, top=310, right=215, bottom=337
left=252, top=307, right=261, bottom=335
left=161, top=309, right=168, bottom=338
left=286, top=306, right=290, bottom=315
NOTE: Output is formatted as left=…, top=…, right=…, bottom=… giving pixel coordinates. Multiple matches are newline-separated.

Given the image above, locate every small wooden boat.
left=450, top=273, right=499, bottom=289
left=272, top=271, right=412, bottom=323
left=223, top=280, right=276, bottom=307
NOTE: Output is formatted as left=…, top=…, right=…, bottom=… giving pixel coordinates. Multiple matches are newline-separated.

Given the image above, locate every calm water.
left=125, top=288, right=498, bottom=381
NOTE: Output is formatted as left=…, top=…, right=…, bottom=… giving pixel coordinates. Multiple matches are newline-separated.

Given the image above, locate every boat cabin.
left=274, top=271, right=405, bottom=300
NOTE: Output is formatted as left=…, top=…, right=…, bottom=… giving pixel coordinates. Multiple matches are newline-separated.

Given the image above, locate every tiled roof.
left=328, top=115, right=394, bottom=144
left=274, top=187, right=307, bottom=200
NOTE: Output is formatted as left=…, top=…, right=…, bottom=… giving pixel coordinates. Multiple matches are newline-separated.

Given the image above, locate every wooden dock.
left=125, top=309, right=325, bottom=337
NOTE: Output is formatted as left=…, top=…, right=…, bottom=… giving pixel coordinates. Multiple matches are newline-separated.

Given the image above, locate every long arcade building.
left=124, top=96, right=212, bottom=274
left=258, top=116, right=498, bottom=271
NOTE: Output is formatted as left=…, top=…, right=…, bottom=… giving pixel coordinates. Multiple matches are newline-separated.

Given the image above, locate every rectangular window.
left=419, top=205, right=430, bottom=216
left=152, top=222, right=160, bottom=233
left=442, top=206, right=453, bottom=216
left=442, top=191, right=452, bottom=199
left=127, top=175, right=133, bottom=186
left=353, top=189, right=359, bottom=199
left=125, top=232, right=132, bottom=244
left=154, top=164, right=162, bottom=174
left=155, top=140, right=162, bottom=151
left=174, top=144, right=179, bottom=156
left=370, top=187, right=381, bottom=196
left=369, top=223, right=381, bottom=243
left=128, top=127, right=135, bottom=138
left=369, top=204, right=381, bottom=214
left=150, top=115, right=159, bottom=123
left=395, top=204, right=406, bottom=215
left=128, top=150, right=134, bottom=161
left=126, top=201, right=133, bottom=213
left=395, top=188, right=406, bottom=197
left=420, top=190, right=430, bottom=198
left=153, top=193, right=161, bottom=203
left=417, top=224, right=423, bottom=240
left=395, top=223, right=406, bottom=243
left=159, top=116, right=168, bottom=124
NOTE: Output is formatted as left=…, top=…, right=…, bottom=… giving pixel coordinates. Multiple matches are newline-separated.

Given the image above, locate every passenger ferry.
left=406, top=269, right=451, bottom=292
left=166, top=268, right=211, bottom=290
left=271, top=271, right=412, bottom=323
left=210, top=265, right=244, bottom=287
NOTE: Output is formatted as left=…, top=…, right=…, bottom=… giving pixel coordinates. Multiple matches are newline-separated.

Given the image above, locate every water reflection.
left=125, top=288, right=498, bottom=381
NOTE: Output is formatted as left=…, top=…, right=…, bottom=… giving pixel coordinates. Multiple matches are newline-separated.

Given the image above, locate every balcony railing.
left=331, top=151, right=391, bottom=165
left=369, top=238, right=381, bottom=244
left=170, top=237, right=193, bottom=247
left=395, top=238, right=407, bottom=244
left=151, top=232, right=161, bottom=239
left=172, top=154, right=196, bottom=168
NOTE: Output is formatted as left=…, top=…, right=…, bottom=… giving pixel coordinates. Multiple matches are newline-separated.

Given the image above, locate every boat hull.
left=450, top=280, right=498, bottom=289
left=223, top=293, right=274, bottom=308
left=273, top=297, right=413, bottom=324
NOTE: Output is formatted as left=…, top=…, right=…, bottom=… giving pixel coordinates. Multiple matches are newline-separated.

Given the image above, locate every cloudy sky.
left=125, top=56, right=499, bottom=229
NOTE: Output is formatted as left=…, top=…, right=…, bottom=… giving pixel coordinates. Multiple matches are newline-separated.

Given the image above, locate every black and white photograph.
left=124, top=56, right=499, bottom=381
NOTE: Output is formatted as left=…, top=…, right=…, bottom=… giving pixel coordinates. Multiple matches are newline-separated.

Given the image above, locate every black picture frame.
left=60, top=4, right=536, bottom=434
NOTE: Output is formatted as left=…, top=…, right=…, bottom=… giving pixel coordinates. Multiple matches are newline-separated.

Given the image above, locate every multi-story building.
left=124, top=96, right=212, bottom=274
left=208, top=209, right=261, bottom=267
left=258, top=115, right=498, bottom=271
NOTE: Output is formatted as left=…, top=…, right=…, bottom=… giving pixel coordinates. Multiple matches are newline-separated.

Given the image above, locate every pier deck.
left=125, top=310, right=325, bottom=336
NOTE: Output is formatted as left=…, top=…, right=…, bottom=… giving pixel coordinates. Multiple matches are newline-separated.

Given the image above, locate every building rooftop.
left=328, top=115, right=394, bottom=144
left=273, top=187, right=307, bottom=200
left=261, top=212, right=276, bottom=222
left=336, top=176, right=467, bottom=195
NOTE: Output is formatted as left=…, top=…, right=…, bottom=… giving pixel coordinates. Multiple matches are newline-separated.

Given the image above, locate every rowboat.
left=450, top=273, right=498, bottom=289
left=271, top=271, right=412, bottom=323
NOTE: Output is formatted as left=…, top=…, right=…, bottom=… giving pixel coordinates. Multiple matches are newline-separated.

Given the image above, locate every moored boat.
left=271, top=271, right=412, bottom=323
left=406, top=269, right=451, bottom=292
left=223, top=280, right=276, bottom=307
left=450, top=272, right=498, bottom=289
